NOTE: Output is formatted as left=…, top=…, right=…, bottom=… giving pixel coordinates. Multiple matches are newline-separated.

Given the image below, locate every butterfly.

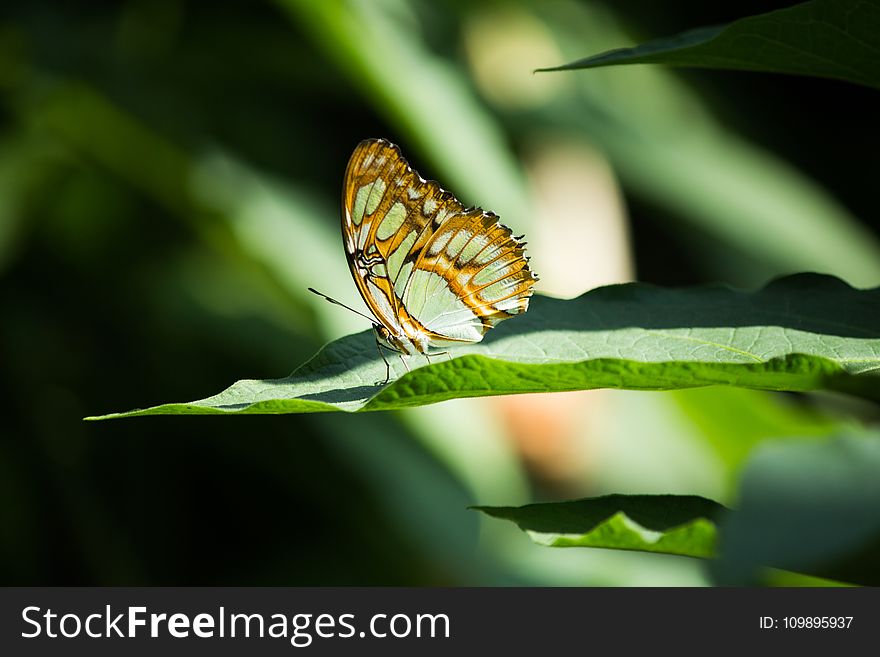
left=312, top=138, right=537, bottom=384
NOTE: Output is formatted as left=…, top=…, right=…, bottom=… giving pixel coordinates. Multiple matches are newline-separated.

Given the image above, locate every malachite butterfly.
left=313, top=138, right=537, bottom=383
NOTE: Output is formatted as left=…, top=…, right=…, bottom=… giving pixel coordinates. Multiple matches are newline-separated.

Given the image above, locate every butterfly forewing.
left=342, top=138, right=536, bottom=354
left=343, top=140, right=444, bottom=330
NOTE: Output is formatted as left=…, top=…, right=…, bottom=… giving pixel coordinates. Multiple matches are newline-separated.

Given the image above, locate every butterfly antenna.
left=307, top=287, right=376, bottom=323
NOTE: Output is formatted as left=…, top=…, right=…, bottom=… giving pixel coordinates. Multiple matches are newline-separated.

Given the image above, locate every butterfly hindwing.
left=402, top=210, right=533, bottom=344
left=342, top=138, right=536, bottom=354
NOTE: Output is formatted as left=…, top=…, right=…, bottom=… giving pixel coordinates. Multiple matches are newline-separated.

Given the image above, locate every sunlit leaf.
left=474, top=433, right=880, bottom=586
left=473, top=494, right=725, bottom=558
left=88, top=274, right=880, bottom=419
left=538, top=0, right=880, bottom=89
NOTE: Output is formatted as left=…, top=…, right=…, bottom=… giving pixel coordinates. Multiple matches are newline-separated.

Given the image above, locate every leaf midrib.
left=642, top=330, right=764, bottom=362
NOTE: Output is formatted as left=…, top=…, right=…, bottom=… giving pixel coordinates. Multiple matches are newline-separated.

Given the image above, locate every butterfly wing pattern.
left=342, top=138, right=537, bottom=359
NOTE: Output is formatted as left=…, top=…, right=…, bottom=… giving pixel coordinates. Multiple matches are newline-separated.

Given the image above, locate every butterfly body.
left=341, top=138, right=537, bottom=366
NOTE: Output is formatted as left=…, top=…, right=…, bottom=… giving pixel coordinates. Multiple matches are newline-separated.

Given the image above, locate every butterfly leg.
left=425, top=351, right=449, bottom=366
left=374, top=335, right=392, bottom=385
left=399, top=354, right=411, bottom=373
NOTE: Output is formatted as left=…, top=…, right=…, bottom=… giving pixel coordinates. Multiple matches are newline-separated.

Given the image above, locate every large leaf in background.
left=712, top=433, right=880, bottom=586
left=522, top=1, right=880, bottom=288
left=88, top=274, right=880, bottom=418
left=473, top=494, right=725, bottom=558
left=538, top=0, right=880, bottom=89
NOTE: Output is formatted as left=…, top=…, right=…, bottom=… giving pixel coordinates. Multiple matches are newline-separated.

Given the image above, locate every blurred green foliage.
left=1, top=0, right=877, bottom=585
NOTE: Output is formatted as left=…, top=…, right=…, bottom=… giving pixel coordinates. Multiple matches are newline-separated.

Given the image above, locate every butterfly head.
left=374, top=323, right=408, bottom=355
left=373, top=322, right=427, bottom=356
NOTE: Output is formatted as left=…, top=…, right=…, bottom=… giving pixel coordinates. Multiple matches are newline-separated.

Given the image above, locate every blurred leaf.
left=279, top=0, right=534, bottom=231
left=538, top=0, right=880, bottom=89
left=190, top=151, right=366, bottom=337
left=0, top=135, right=66, bottom=272
left=672, top=387, right=845, bottom=478
left=473, top=494, right=725, bottom=558
left=89, top=274, right=880, bottom=418
left=22, top=83, right=193, bottom=217
left=15, top=83, right=341, bottom=334
left=591, top=119, right=880, bottom=287
left=525, top=2, right=880, bottom=286
left=761, top=569, right=855, bottom=587
left=317, top=413, right=489, bottom=584
left=712, top=432, right=880, bottom=586
left=399, top=401, right=530, bottom=508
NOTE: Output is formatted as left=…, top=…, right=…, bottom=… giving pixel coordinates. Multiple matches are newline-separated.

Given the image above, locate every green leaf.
left=473, top=494, right=727, bottom=559
left=538, top=0, right=880, bottom=89
left=761, top=569, right=856, bottom=587
left=712, top=432, right=880, bottom=586
left=473, top=434, right=880, bottom=585
left=531, top=3, right=880, bottom=289
left=87, top=274, right=880, bottom=419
